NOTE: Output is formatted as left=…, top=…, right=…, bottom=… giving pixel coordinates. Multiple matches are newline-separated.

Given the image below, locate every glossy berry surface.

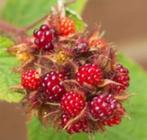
left=76, top=64, right=103, bottom=86
left=102, top=115, right=121, bottom=126
left=74, top=38, right=89, bottom=54
left=61, top=114, right=89, bottom=134
left=102, top=105, right=125, bottom=126
left=113, top=64, right=130, bottom=93
left=58, top=17, right=75, bottom=36
left=33, top=24, right=56, bottom=51
left=89, top=94, right=117, bottom=121
left=21, top=70, right=40, bottom=90
left=61, top=91, right=85, bottom=117
left=41, top=71, right=65, bottom=101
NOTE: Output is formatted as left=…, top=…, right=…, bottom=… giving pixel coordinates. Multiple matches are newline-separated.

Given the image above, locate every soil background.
left=0, top=0, right=147, bottom=140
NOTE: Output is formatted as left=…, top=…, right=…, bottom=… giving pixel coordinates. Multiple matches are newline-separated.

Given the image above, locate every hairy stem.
left=23, top=15, right=49, bottom=31
left=0, top=20, right=27, bottom=42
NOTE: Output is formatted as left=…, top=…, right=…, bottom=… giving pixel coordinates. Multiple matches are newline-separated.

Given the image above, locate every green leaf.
left=66, top=8, right=86, bottom=31
left=28, top=54, right=147, bottom=140
left=1, top=0, right=87, bottom=27
left=67, top=0, right=87, bottom=14
left=0, top=36, right=23, bottom=103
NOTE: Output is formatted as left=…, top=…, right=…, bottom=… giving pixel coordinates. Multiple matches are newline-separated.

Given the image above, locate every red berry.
left=102, top=116, right=121, bottom=126
left=41, top=71, right=65, bottom=101
left=74, top=38, right=89, bottom=54
left=113, top=64, right=130, bottom=93
left=21, top=70, right=40, bottom=90
left=61, top=91, right=85, bottom=117
left=76, top=64, right=103, bottom=86
left=61, top=114, right=89, bottom=134
left=33, top=24, right=56, bottom=51
left=88, top=93, right=117, bottom=121
left=58, top=17, right=76, bottom=36
left=90, top=39, right=107, bottom=48
left=102, top=104, right=125, bottom=126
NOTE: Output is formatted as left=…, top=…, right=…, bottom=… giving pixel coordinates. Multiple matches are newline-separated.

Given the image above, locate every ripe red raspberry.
left=21, top=70, right=40, bottom=90
left=113, top=64, right=130, bottom=93
left=58, top=17, right=76, bottom=36
left=61, top=114, right=89, bottom=134
left=102, top=116, right=121, bottom=126
left=74, top=38, right=89, bottom=54
left=88, top=93, right=117, bottom=121
left=33, top=24, right=56, bottom=51
left=41, top=71, right=65, bottom=101
left=76, top=64, right=103, bottom=86
left=61, top=91, right=85, bottom=117
left=102, top=104, right=125, bottom=126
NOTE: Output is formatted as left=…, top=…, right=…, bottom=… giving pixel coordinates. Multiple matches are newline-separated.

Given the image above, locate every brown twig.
left=23, top=15, right=49, bottom=32
left=0, top=20, right=27, bottom=42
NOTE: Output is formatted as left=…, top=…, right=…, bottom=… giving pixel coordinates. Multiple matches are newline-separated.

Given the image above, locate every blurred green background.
left=0, top=0, right=147, bottom=140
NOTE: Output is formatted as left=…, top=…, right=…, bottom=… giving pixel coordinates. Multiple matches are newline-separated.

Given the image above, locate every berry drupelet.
left=58, top=17, right=76, bottom=36
left=41, top=71, right=66, bottom=102
left=61, top=114, right=89, bottom=134
left=88, top=93, right=117, bottom=121
left=76, top=64, right=103, bottom=86
left=33, top=24, right=56, bottom=51
left=21, top=70, right=40, bottom=90
left=113, top=64, right=130, bottom=93
left=74, top=38, right=89, bottom=54
left=61, top=91, right=85, bottom=117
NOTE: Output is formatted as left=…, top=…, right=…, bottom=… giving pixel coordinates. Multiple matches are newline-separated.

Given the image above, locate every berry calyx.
left=61, top=91, right=85, bottom=117
left=58, top=17, right=76, bottom=36
left=76, top=64, right=103, bottom=86
left=113, top=64, right=130, bottom=93
left=41, top=71, right=65, bottom=101
left=88, top=93, right=117, bottom=121
left=21, top=70, right=40, bottom=90
left=33, top=24, right=56, bottom=51
left=61, top=114, right=89, bottom=134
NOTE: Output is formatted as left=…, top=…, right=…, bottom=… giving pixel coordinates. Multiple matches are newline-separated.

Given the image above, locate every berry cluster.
left=11, top=5, right=130, bottom=135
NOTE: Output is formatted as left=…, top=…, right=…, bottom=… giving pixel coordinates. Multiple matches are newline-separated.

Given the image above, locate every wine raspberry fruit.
left=61, top=114, right=89, bottom=134
left=61, top=91, right=85, bottom=117
left=41, top=71, right=65, bottom=101
left=102, top=105, right=125, bottom=126
left=33, top=24, right=56, bottom=51
left=12, top=4, right=131, bottom=135
left=89, top=94, right=117, bottom=121
left=113, top=64, right=130, bottom=93
left=21, top=70, right=40, bottom=90
left=90, top=39, right=107, bottom=48
left=74, top=38, right=89, bottom=54
left=58, top=17, right=76, bottom=36
left=76, top=64, right=103, bottom=86
left=102, top=116, right=121, bottom=126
